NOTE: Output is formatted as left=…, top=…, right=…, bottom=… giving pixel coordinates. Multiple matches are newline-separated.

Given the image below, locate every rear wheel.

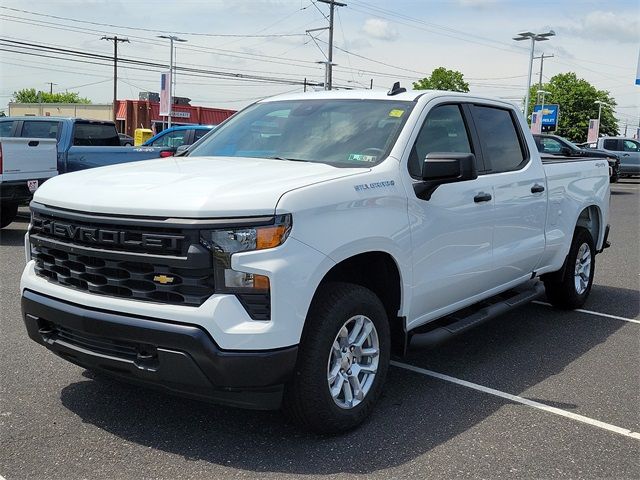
left=283, top=282, right=390, bottom=434
left=0, top=202, right=19, bottom=229
left=543, top=227, right=595, bottom=309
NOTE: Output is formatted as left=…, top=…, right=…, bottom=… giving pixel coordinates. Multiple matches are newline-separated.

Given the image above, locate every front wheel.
left=283, top=282, right=390, bottom=434
left=543, top=227, right=595, bottom=309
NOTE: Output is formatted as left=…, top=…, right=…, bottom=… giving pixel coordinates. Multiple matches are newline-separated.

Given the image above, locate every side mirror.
left=414, top=152, right=477, bottom=201
left=560, top=146, right=572, bottom=156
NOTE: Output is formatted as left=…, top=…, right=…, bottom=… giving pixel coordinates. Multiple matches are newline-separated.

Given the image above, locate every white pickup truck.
left=0, top=136, right=57, bottom=228
left=20, top=88, right=610, bottom=433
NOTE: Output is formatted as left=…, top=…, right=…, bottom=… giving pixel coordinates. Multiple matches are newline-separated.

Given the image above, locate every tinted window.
left=0, top=120, right=14, bottom=137
left=473, top=106, right=526, bottom=173
left=21, top=121, right=59, bottom=139
left=409, top=104, right=472, bottom=177
left=152, top=130, right=187, bottom=147
left=603, top=139, right=619, bottom=151
left=73, top=123, right=120, bottom=146
left=623, top=140, right=639, bottom=152
left=193, top=129, right=209, bottom=141
left=189, top=99, right=413, bottom=167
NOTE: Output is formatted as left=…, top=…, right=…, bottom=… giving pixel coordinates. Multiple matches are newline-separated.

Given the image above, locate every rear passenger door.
left=470, top=104, right=547, bottom=287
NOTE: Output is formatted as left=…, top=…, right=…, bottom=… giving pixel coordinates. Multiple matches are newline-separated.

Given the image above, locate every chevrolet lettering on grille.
left=32, top=218, right=185, bottom=250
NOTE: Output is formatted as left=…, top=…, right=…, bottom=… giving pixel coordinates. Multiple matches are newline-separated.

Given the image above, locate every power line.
left=0, top=6, right=307, bottom=38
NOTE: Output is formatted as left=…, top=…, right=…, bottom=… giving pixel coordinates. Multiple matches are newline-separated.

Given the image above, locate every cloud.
left=361, top=19, right=399, bottom=42
left=564, top=10, right=639, bottom=44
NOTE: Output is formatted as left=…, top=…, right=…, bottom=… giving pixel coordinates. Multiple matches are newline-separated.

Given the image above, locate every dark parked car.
left=533, top=134, right=620, bottom=182
left=118, top=133, right=134, bottom=146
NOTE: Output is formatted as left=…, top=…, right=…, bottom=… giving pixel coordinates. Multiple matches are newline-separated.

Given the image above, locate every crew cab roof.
left=259, top=88, right=510, bottom=105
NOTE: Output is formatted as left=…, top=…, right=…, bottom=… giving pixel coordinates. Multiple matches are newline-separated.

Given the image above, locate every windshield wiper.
left=268, top=156, right=310, bottom=163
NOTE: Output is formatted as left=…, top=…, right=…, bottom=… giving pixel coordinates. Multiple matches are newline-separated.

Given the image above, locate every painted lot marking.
left=532, top=301, right=640, bottom=324
left=391, top=361, right=640, bottom=440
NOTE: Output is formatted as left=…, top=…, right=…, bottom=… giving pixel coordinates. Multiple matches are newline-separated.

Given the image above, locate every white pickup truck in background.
left=20, top=87, right=610, bottom=433
left=0, top=137, right=57, bottom=228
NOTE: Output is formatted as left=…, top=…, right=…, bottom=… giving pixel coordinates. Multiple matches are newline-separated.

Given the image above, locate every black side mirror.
left=560, top=146, right=572, bottom=156
left=414, top=152, right=478, bottom=201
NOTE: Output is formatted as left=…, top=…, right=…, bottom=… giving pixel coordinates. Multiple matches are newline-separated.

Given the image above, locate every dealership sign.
left=532, top=104, right=559, bottom=127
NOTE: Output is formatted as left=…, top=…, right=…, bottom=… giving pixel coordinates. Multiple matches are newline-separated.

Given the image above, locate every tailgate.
left=0, top=137, right=58, bottom=181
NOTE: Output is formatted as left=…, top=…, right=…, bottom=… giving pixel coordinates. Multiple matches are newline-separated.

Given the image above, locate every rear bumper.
left=0, top=178, right=48, bottom=203
left=21, top=289, right=298, bottom=410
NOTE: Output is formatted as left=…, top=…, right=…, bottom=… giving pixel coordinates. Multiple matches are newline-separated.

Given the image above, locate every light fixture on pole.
left=513, top=30, right=555, bottom=123
left=594, top=100, right=610, bottom=138
left=158, top=35, right=187, bottom=128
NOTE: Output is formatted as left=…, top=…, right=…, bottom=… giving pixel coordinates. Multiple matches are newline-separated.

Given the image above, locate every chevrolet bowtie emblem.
left=153, top=275, right=175, bottom=284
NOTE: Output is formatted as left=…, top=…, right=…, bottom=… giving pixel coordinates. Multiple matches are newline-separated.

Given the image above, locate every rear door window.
left=73, top=123, right=120, bottom=146
left=472, top=105, right=527, bottom=173
left=602, top=139, right=620, bottom=151
left=21, top=121, right=60, bottom=140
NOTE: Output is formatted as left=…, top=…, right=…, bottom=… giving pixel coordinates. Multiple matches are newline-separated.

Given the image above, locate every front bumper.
left=21, top=289, right=298, bottom=410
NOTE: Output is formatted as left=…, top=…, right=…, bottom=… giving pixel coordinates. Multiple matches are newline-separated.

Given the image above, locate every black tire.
left=610, top=172, right=619, bottom=183
left=543, top=227, right=595, bottom=309
left=283, top=282, right=390, bottom=434
left=0, top=202, right=19, bottom=229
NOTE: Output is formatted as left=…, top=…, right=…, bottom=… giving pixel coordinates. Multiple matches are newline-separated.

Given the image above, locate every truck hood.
left=33, top=156, right=368, bottom=217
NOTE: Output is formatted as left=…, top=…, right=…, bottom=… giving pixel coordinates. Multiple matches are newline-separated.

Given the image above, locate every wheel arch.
left=311, top=250, right=407, bottom=355
left=575, top=204, right=603, bottom=249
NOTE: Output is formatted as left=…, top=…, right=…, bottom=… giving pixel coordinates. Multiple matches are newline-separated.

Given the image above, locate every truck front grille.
left=32, top=245, right=215, bottom=306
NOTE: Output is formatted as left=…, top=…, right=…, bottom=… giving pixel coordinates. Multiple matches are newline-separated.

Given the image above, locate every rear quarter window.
left=73, top=123, right=120, bottom=146
left=0, top=120, right=15, bottom=137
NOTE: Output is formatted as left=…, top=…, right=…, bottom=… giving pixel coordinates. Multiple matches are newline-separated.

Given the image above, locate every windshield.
left=188, top=99, right=414, bottom=167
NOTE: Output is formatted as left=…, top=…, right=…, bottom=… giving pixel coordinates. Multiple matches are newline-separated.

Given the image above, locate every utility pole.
left=158, top=35, right=187, bottom=128
left=317, top=0, right=346, bottom=90
left=45, top=82, right=57, bottom=94
left=101, top=36, right=129, bottom=123
left=534, top=53, right=554, bottom=88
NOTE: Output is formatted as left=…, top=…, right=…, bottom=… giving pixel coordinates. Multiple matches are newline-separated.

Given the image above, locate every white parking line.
left=391, top=361, right=640, bottom=440
left=532, top=301, right=640, bottom=324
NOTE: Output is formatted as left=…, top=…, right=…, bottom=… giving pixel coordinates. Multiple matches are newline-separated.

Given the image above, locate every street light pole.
left=513, top=30, right=555, bottom=123
left=158, top=35, right=187, bottom=128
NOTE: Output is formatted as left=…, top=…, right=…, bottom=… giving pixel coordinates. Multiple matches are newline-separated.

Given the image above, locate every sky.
left=0, top=0, right=638, bottom=132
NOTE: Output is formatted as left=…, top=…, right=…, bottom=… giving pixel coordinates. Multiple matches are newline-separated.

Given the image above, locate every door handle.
left=474, top=192, right=492, bottom=203
left=531, top=184, right=545, bottom=193
left=622, top=153, right=630, bottom=157
left=28, top=140, right=39, bottom=147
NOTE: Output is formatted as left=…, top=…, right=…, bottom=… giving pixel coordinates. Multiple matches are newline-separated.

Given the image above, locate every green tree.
left=12, top=88, right=91, bottom=104
left=527, top=72, right=617, bottom=142
left=413, top=67, right=470, bottom=93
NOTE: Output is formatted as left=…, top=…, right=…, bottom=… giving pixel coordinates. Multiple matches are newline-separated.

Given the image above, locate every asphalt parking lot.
left=1, top=180, right=638, bottom=480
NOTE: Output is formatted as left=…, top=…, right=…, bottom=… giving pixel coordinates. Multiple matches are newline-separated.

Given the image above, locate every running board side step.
left=409, top=281, right=545, bottom=349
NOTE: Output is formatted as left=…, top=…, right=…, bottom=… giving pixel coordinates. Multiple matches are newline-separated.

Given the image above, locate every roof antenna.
left=387, top=81, right=406, bottom=96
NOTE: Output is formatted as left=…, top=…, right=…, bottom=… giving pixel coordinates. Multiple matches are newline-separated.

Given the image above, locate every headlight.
left=200, top=214, right=291, bottom=293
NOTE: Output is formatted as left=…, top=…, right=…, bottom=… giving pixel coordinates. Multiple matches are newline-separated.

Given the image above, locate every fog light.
left=224, top=269, right=270, bottom=291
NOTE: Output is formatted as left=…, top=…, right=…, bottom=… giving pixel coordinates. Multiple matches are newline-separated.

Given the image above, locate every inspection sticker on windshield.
left=354, top=180, right=395, bottom=192
left=388, top=109, right=405, bottom=118
left=348, top=153, right=377, bottom=163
